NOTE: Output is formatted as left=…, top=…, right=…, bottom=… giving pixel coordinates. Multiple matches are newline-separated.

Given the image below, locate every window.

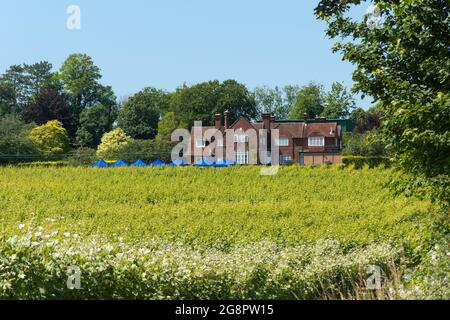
left=308, top=136, right=324, bottom=147
left=195, top=139, right=206, bottom=148
left=276, top=138, right=289, bottom=146
left=234, top=134, right=248, bottom=143
left=280, top=155, right=292, bottom=164
left=235, top=151, right=249, bottom=164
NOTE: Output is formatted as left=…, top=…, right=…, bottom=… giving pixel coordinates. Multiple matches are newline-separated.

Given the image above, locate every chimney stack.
left=224, top=111, right=230, bottom=129
left=214, top=113, right=222, bottom=130
left=262, top=112, right=271, bottom=130
left=303, top=113, right=308, bottom=122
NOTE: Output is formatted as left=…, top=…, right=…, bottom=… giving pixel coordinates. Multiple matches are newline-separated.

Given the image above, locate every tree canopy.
left=316, top=0, right=450, bottom=205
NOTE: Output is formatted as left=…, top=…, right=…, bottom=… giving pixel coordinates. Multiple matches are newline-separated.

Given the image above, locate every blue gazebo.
left=151, top=159, right=165, bottom=166
left=111, top=160, right=129, bottom=167
left=91, top=159, right=109, bottom=168
left=170, top=159, right=189, bottom=166
left=131, top=159, right=147, bottom=167
left=194, top=159, right=213, bottom=167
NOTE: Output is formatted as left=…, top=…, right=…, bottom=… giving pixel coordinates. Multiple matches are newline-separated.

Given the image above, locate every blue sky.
left=0, top=0, right=372, bottom=108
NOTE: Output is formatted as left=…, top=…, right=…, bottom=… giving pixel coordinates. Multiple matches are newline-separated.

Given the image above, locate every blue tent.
left=170, top=159, right=189, bottom=166
left=91, top=159, right=109, bottom=168
left=131, top=159, right=147, bottom=167
left=194, top=159, right=213, bottom=167
left=151, top=159, right=165, bottom=166
left=111, top=160, right=129, bottom=167
left=213, top=159, right=236, bottom=167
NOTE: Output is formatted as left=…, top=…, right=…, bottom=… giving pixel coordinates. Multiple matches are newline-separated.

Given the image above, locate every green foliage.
left=156, top=112, right=187, bottom=141
left=16, top=161, right=68, bottom=168
left=96, top=128, right=133, bottom=159
left=253, top=85, right=301, bottom=120
left=0, top=232, right=401, bottom=299
left=117, top=87, right=169, bottom=139
left=342, top=156, right=391, bottom=169
left=103, top=139, right=175, bottom=163
left=28, top=120, right=71, bottom=155
left=315, top=0, right=450, bottom=206
left=289, top=82, right=324, bottom=119
left=170, top=80, right=257, bottom=127
left=66, top=147, right=97, bottom=166
left=0, top=114, right=39, bottom=163
left=342, top=131, right=386, bottom=156
left=76, top=104, right=116, bottom=147
left=322, top=82, right=355, bottom=119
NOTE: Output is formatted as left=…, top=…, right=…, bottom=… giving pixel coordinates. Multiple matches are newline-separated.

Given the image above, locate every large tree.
left=76, top=103, right=116, bottom=148
left=117, top=87, right=170, bottom=139
left=289, top=82, right=324, bottom=119
left=321, top=82, right=355, bottom=119
left=22, top=87, right=76, bottom=138
left=170, top=80, right=257, bottom=128
left=316, top=0, right=450, bottom=205
left=254, top=85, right=301, bottom=120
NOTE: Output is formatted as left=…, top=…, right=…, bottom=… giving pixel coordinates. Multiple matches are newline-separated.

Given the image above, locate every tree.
left=254, top=85, right=300, bottom=120
left=76, top=104, right=116, bottom=148
left=117, top=87, right=170, bottom=139
left=289, top=82, right=324, bottom=119
left=316, top=0, right=450, bottom=205
left=58, top=53, right=116, bottom=118
left=96, top=128, right=133, bottom=159
left=156, top=112, right=187, bottom=141
left=321, top=82, right=355, bottom=119
left=28, top=120, right=71, bottom=155
left=0, top=62, right=54, bottom=115
left=22, top=87, right=77, bottom=138
left=170, top=80, right=257, bottom=128
left=0, top=114, right=38, bottom=163
left=351, top=105, right=383, bottom=134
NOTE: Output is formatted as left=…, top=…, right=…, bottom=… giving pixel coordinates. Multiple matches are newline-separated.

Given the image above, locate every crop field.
left=0, top=166, right=434, bottom=299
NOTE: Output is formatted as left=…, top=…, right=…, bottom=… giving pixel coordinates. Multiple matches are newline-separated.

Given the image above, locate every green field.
left=0, top=166, right=435, bottom=299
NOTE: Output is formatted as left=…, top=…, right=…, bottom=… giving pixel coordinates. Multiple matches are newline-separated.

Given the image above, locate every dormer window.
left=234, top=134, right=248, bottom=143
left=308, top=136, right=324, bottom=147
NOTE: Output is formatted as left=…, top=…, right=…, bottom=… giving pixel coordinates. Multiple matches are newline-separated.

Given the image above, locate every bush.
left=28, top=120, right=71, bottom=155
left=16, top=161, right=68, bottom=168
left=104, top=139, right=176, bottom=163
left=96, top=128, right=132, bottom=159
left=0, top=229, right=400, bottom=299
left=67, top=148, right=97, bottom=166
left=342, top=156, right=391, bottom=169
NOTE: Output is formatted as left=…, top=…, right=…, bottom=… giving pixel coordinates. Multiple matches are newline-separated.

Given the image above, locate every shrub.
left=106, top=139, right=176, bottom=162
left=67, top=148, right=97, bottom=166
left=96, top=128, right=133, bottom=159
left=28, top=120, right=71, bottom=156
left=342, top=156, right=391, bottom=169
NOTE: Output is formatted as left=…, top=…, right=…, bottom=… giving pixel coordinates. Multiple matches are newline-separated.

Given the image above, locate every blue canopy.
left=194, top=159, right=213, bottom=167
left=170, top=159, right=189, bottom=166
left=151, top=159, right=165, bottom=166
left=90, top=159, right=109, bottom=168
left=111, top=159, right=129, bottom=167
left=131, top=159, right=147, bottom=167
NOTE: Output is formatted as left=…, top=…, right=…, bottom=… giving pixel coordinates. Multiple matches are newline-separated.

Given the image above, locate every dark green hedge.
left=342, top=156, right=391, bottom=169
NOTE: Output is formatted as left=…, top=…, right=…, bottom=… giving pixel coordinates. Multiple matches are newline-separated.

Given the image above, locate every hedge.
left=342, top=156, right=391, bottom=169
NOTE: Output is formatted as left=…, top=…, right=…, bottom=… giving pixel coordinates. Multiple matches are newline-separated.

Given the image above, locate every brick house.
left=186, top=112, right=342, bottom=165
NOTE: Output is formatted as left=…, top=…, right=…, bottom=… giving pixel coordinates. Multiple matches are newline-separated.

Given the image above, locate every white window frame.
left=235, top=151, right=249, bottom=164
left=276, top=138, right=289, bottom=147
left=280, top=154, right=292, bottom=164
left=234, top=134, right=248, bottom=143
left=308, top=136, right=325, bottom=147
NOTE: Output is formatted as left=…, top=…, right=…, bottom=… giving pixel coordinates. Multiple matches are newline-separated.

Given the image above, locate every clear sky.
left=0, top=0, right=372, bottom=108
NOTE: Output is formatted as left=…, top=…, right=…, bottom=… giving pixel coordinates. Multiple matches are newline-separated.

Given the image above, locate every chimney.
left=303, top=113, right=308, bottom=122
left=224, top=111, right=230, bottom=129
left=214, top=113, right=222, bottom=130
left=262, top=112, right=271, bottom=130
